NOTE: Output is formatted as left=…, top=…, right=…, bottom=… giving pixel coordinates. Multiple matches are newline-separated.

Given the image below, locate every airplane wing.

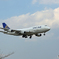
left=11, top=29, right=21, bottom=32
left=2, top=52, right=14, bottom=58
left=11, top=29, right=21, bottom=34
left=11, top=29, right=32, bottom=35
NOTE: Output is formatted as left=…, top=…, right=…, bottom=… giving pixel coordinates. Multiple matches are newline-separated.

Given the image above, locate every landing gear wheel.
left=22, top=35, right=25, bottom=37
left=29, top=35, right=32, bottom=39
left=44, top=33, right=45, bottom=36
left=22, top=35, right=27, bottom=38
left=40, top=34, right=42, bottom=36
left=25, top=36, right=27, bottom=38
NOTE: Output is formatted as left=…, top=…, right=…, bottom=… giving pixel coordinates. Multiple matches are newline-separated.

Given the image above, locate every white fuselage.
left=3, top=25, right=50, bottom=36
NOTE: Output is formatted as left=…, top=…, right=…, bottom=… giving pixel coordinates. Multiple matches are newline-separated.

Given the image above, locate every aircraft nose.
left=48, top=27, right=50, bottom=30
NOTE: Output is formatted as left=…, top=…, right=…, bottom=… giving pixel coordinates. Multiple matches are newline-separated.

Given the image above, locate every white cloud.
left=32, top=0, right=59, bottom=4
left=0, top=7, right=59, bottom=29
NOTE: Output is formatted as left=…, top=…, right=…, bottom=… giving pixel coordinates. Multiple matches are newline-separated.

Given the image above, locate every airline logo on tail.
left=2, top=23, right=10, bottom=29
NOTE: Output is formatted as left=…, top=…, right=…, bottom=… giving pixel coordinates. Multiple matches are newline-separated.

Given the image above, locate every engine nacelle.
left=20, top=31, right=26, bottom=34
left=35, top=33, right=42, bottom=37
left=6, top=29, right=13, bottom=32
left=11, top=30, right=14, bottom=32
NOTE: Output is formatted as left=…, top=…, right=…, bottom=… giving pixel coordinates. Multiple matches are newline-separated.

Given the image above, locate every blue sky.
left=0, top=0, right=59, bottom=59
left=0, top=0, right=59, bottom=19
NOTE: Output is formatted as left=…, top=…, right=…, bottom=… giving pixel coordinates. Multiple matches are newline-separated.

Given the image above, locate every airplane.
left=0, top=52, right=14, bottom=59
left=0, top=23, right=50, bottom=39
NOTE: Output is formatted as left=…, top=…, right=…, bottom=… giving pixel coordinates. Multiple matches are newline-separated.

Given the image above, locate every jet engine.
left=35, top=33, right=42, bottom=37
left=11, top=30, right=14, bottom=32
left=20, top=31, right=27, bottom=34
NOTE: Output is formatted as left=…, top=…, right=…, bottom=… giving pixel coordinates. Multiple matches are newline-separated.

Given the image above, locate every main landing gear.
left=22, top=35, right=32, bottom=39
left=44, top=33, right=45, bottom=36
left=22, top=35, right=27, bottom=38
left=29, top=35, right=32, bottom=39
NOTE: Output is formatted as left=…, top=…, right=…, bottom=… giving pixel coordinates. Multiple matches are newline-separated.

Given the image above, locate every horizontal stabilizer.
left=0, top=27, right=9, bottom=30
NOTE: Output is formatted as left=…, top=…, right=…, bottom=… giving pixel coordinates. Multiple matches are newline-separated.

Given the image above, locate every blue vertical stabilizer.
left=2, top=23, right=10, bottom=29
